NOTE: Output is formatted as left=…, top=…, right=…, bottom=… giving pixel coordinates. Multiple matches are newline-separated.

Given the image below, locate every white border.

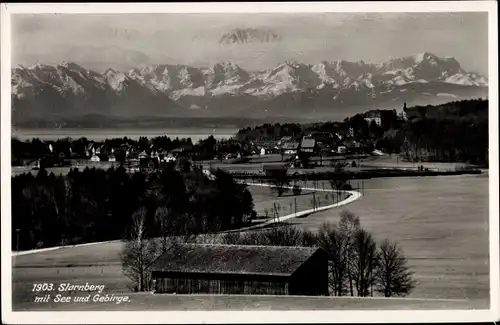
left=1, top=2, right=499, bottom=324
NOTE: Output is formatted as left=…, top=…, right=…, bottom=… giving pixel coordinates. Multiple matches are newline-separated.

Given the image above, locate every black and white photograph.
left=1, top=2, right=498, bottom=324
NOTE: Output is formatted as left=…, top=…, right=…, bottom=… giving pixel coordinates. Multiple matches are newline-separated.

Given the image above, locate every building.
left=139, top=157, right=157, bottom=172
left=348, top=127, right=355, bottom=138
left=299, top=137, right=317, bottom=155
left=90, top=154, right=100, bottom=162
left=309, top=132, right=334, bottom=145
left=278, top=136, right=293, bottom=147
left=138, top=150, right=148, bottom=160
left=281, top=141, right=299, bottom=156
left=163, top=153, right=177, bottom=163
left=363, top=110, right=383, bottom=126
left=150, top=244, right=329, bottom=296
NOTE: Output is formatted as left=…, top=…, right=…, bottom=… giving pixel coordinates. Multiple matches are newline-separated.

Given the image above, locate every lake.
left=11, top=128, right=239, bottom=142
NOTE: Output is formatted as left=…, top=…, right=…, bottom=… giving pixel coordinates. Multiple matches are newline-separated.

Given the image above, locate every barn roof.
left=150, top=243, right=321, bottom=277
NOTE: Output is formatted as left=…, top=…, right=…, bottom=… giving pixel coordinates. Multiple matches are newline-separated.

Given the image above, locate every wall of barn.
left=289, top=250, right=329, bottom=296
left=152, top=272, right=289, bottom=295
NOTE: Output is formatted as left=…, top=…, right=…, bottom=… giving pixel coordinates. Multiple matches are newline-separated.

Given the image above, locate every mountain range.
left=12, top=52, right=488, bottom=125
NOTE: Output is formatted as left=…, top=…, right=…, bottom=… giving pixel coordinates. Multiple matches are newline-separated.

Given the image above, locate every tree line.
left=11, top=164, right=255, bottom=251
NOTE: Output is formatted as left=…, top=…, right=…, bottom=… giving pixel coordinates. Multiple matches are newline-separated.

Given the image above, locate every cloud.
left=11, top=12, right=489, bottom=74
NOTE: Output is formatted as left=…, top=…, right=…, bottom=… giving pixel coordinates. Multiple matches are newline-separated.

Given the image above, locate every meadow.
left=11, top=174, right=490, bottom=310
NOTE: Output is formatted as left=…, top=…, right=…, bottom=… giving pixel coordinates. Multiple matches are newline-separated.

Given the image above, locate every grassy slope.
left=11, top=175, right=490, bottom=310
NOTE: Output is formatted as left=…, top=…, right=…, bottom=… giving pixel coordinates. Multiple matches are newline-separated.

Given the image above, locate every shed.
left=150, top=243, right=329, bottom=296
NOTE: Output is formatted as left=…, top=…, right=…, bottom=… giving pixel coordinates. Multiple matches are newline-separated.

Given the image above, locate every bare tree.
left=351, top=228, right=378, bottom=297
left=375, top=239, right=416, bottom=297
left=238, top=230, right=269, bottom=245
left=301, top=229, right=318, bottom=247
left=317, top=222, right=349, bottom=296
left=121, top=207, right=160, bottom=292
left=338, top=210, right=361, bottom=296
left=154, top=205, right=172, bottom=250
left=264, top=224, right=305, bottom=246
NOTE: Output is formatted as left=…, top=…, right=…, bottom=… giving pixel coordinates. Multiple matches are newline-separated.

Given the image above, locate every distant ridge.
left=12, top=52, right=488, bottom=123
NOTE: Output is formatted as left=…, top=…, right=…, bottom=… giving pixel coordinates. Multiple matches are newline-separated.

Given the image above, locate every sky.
left=11, top=12, right=489, bottom=74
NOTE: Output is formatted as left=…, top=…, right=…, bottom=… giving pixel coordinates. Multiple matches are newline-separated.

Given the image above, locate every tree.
left=317, top=222, right=349, bottom=296
left=292, top=184, right=302, bottom=196
left=338, top=210, right=361, bottom=296
left=155, top=206, right=173, bottom=250
left=264, top=225, right=305, bottom=246
left=375, top=239, right=416, bottom=297
left=265, top=166, right=290, bottom=197
left=351, top=228, right=378, bottom=296
left=121, top=207, right=160, bottom=292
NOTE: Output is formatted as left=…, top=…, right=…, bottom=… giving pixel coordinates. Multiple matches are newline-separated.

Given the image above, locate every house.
left=253, top=140, right=279, bottom=155
left=138, top=150, right=148, bottom=160
left=278, top=136, right=293, bottom=147
left=90, top=154, right=100, bottom=162
left=86, top=142, right=96, bottom=157
left=139, top=157, right=159, bottom=172
left=163, top=153, right=177, bottom=163
left=309, top=132, right=334, bottom=145
left=150, top=244, right=329, bottom=296
left=281, top=141, right=299, bottom=156
left=299, top=137, right=317, bottom=155
left=363, top=110, right=383, bottom=126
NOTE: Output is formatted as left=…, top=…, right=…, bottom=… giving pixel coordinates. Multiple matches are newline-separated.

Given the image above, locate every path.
left=229, top=181, right=362, bottom=232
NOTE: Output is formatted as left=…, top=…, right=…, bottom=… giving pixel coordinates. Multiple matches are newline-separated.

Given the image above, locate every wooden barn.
left=150, top=243, right=329, bottom=296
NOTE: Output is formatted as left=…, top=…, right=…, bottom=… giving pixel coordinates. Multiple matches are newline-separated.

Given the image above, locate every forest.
left=11, top=164, right=255, bottom=251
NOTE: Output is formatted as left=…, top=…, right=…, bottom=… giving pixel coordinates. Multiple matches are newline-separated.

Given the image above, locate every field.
left=286, top=175, right=490, bottom=303
left=11, top=174, right=490, bottom=310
